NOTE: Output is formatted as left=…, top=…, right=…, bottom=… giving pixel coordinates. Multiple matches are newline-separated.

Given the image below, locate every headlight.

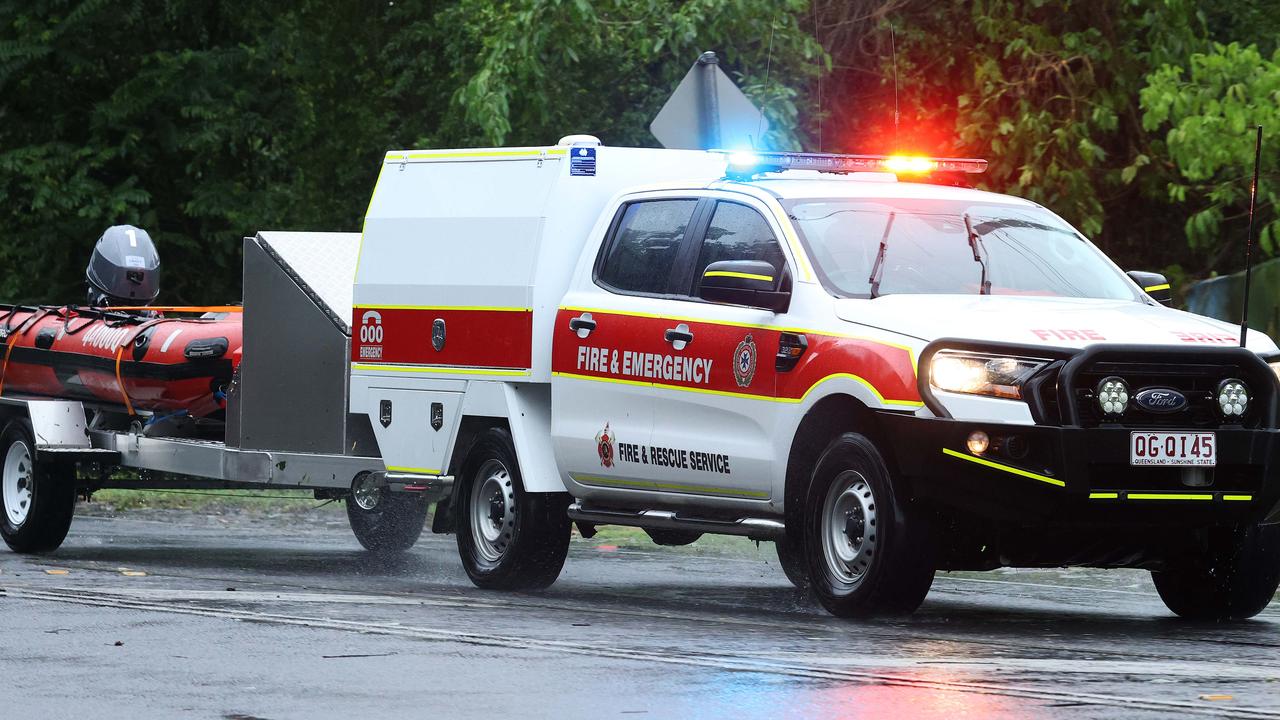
left=1218, top=379, right=1250, bottom=417
left=929, top=351, right=1047, bottom=400
left=1097, top=376, right=1129, bottom=416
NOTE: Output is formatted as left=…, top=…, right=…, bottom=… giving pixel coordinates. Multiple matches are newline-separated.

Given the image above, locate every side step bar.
left=367, top=471, right=454, bottom=502
left=568, top=502, right=784, bottom=540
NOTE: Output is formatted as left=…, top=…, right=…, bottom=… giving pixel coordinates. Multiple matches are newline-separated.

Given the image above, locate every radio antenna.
left=814, top=0, right=823, bottom=152
left=755, top=19, right=776, bottom=149
left=1239, top=125, right=1263, bottom=347
left=890, top=23, right=900, bottom=143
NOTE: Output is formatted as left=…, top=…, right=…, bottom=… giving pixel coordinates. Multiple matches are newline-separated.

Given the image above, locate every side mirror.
left=699, top=260, right=790, bottom=313
left=1127, top=271, right=1172, bottom=306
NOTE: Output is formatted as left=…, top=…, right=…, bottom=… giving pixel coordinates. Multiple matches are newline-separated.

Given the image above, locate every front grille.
left=1077, top=361, right=1259, bottom=429
left=1032, top=359, right=1267, bottom=429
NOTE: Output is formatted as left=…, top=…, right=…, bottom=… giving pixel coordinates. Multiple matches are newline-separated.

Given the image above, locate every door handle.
left=664, top=326, right=693, bottom=345
left=568, top=313, right=596, bottom=337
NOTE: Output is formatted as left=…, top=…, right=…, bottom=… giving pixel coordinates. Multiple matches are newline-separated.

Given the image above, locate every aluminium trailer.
left=0, top=232, right=446, bottom=554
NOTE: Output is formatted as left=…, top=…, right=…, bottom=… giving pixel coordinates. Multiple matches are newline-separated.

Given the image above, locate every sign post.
left=650, top=51, right=768, bottom=151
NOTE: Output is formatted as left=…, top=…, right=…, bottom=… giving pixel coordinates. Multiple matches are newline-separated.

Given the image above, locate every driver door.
left=642, top=198, right=792, bottom=501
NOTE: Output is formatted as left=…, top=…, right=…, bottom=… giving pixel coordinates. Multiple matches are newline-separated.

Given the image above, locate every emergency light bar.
left=718, top=150, right=988, bottom=180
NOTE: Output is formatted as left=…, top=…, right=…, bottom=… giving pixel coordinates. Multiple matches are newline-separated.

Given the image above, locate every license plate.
left=1129, top=432, right=1215, bottom=467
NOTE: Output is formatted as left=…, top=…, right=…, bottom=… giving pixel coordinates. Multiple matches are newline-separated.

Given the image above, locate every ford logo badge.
left=1134, top=388, right=1188, bottom=414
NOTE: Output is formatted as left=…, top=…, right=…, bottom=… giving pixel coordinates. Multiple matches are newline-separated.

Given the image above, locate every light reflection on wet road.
left=1, top=511, right=1277, bottom=719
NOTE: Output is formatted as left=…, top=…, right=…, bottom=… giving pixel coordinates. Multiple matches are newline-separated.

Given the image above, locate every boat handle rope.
left=112, top=345, right=136, bottom=417
left=0, top=307, right=53, bottom=398
left=0, top=332, right=18, bottom=398
left=111, top=317, right=173, bottom=418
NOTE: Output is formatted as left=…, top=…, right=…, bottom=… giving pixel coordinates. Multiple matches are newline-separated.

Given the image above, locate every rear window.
left=596, top=199, right=698, bottom=295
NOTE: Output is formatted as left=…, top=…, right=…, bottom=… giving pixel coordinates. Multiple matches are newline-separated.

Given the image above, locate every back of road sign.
left=650, top=56, right=769, bottom=151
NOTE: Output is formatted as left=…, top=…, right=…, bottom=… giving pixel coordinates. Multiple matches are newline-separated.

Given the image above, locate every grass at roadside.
left=579, top=523, right=767, bottom=555
left=87, top=488, right=341, bottom=514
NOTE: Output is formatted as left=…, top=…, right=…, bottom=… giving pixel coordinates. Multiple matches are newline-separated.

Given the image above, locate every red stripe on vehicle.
left=552, top=309, right=919, bottom=405
left=351, top=307, right=532, bottom=368
left=776, top=334, right=919, bottom=403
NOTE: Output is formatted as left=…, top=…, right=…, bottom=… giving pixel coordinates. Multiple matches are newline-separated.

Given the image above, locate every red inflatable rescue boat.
left=0, top=304, right=242, bottom=419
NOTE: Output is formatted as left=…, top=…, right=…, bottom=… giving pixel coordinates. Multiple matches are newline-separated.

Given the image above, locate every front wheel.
left=1, top=420, right=76, bottom=554
left=346, top=472, right=430, bottom=554
left=1152, top=523, right=1280, bottom=621
left=456, top=427, right=570, bottom=590
left=803, top=432, right=935, bottom=617
left=774, top=535, right=809, bottom=589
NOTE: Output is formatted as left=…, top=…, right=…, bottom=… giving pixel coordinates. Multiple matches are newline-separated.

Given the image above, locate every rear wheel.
left=1, top=420, right=76, bottom=554
left=456, top=428, right=570, bottom=590
left=1152, top=523, right=1280, bottom=621
left=346, top=472, right=430, bottom=554
left=803, top=432, right=935, bottom=617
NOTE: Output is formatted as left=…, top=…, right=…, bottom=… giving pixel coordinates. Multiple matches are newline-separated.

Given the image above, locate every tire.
left=1, top=420, right=76, bottom=554
left=774, top=535, right=810, bottom=589
left=456, top=427, right=571, bottom=590
left=803, top=432, right=935, bottom=617
left=346, top=473, right=430, bottom=554
left=1151, top=523, right=1280, bottom=621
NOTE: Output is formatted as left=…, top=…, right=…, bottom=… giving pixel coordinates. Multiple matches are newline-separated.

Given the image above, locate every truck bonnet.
left=833, top=294, right=1280, bottom=354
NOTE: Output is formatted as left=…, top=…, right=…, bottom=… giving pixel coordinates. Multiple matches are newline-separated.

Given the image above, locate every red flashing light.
left=883, top=155, right=936, bottom=174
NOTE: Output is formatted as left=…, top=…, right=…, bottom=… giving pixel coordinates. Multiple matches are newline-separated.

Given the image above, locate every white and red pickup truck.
left=349, top=138, right=1280, bottom=618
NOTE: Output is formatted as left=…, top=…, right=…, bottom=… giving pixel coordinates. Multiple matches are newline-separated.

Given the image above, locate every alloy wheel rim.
left=470, top=459, right=515, bottom=566
left=3, top=440, right=34, bottom=529
left=352, top=473, right=381, bottom=511
left=820, top=470, right=879, bottom=588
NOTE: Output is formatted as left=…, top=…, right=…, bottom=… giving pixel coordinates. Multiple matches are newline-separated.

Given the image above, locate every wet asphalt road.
left=2, top=509, right=1278, bottom=719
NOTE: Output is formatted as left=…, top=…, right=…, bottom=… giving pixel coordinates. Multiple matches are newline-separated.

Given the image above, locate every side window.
left=596, top=199, right=699, bottom=295
left=694, top=202, right=786, bottom=288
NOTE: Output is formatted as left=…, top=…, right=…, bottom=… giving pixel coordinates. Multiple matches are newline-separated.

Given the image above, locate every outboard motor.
left=86, top=225, right=161, bottom=307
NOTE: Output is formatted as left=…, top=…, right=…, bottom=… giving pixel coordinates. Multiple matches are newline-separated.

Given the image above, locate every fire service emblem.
left=595, top=423, right=616, bottom=468
left=733, top=334, right=758, bottom=388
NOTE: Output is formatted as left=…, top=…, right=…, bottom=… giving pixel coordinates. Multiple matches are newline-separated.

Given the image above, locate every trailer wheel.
left=346, top=473, right=429, bottom=554
left=456, top=427, right=570, bottom=590
left=1, top=420, right=76, bottom=554
left=803, top=432, right=935, bottom=617
left=1151, top=523, right=1280, bottom=621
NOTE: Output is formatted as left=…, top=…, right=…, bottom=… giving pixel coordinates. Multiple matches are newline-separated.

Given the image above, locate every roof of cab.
left=718, top=173, right=1039, bottom=207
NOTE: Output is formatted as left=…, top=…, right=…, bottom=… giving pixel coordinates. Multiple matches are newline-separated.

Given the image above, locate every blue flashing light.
left=726, top=151, right=762, bottom=169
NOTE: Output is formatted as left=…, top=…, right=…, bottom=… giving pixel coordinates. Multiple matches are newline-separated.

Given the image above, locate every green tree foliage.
left=1, top=0, right=1276, bottom=306
left=434, top=0, right=822, bottom=150
left=0, top=1, right=400, bottom=303
left=1141, top=43, right=1280, bottom=264
left=0, top=0, right=817, bottom=304
left=812, top=0, right=1204, bottom=271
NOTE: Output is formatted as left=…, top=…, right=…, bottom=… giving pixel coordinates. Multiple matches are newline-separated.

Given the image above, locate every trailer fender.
left=25, top=401, right=91, bottom=450
left=0, top=398, right=115, bottom=464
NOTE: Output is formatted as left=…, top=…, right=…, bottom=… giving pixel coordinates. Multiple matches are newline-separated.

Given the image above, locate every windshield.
left=784, top=198, right=1142, bottom=301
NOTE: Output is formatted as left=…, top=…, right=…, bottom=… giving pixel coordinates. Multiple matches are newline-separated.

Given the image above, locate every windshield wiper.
left=963, top=213, right=992, bottom=295
left=867, top=212, right=896, bottom=298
